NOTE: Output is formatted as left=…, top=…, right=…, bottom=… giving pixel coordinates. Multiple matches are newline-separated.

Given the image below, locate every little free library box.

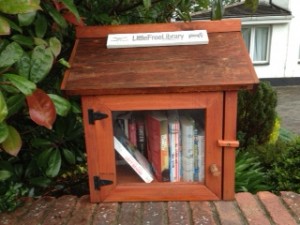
left=61, top=19, right=258, bottom=202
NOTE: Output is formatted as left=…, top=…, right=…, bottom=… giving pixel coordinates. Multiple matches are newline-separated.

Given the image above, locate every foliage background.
left=1, top=0, right=281, bottom=213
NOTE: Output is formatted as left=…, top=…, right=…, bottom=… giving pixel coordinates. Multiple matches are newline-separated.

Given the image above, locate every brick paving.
left=1, top=191, right=300, bottom=225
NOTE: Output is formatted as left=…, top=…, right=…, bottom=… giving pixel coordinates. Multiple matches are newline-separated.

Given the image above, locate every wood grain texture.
left=222, top=91, right=238, bottom=200
left=83, top=92, right=223, bottom=202
left=62, top=20, right=258, bottom=96
left=76, top=20, right=241, bottom=38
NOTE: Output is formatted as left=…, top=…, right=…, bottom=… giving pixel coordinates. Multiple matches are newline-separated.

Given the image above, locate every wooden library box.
left=61, top=19, right=258, bottom=202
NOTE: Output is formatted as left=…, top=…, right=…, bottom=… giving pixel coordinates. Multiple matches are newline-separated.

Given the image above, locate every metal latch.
left=93, top=176, right=113, bottom=190
left=88, top=109, right=108, bottom=124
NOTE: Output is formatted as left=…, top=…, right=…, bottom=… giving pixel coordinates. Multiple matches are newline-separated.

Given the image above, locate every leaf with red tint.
left=62, top=11, right=85, bottom=26
left=26, top=89, right=56, bottom=129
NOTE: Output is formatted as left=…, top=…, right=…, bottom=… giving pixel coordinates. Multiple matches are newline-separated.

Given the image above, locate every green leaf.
left=0, top=42, right=24, bottom=68
left=30, top=138, right=52, bottom=148
left=42, top=2, right=67, bottom=28
left=46, top=149, right=61, bottom=178
left=0, top=16, right=10, bottom=35
left=30, top=45, right=54, bottom=83
left=0, top=170, right=12, bottom=181
left=143, top=0, right=151, bottom=9
left=0, top=122, right=9, bottom=143
left=0, top=91, right=8, bottom=122
left=18, top=11, right=36, bottom=26
left=49, top=37, right=61, bottom=58
left=11, top=34, right=34, bottom=48
left=16, top=52, right=31, bottom=79
left=29, top=177, right=51, bottom=188
left=34, top=37, right=48, bottom=46
left=48, top=94, right=71, bottom=117
left=6, top=94, right=25, bottom=117
left=61, top=0, right=80, bottom=20
left=1, top=125, right=22, bottom=156
left=0, top=0, right=41, bottom=14
left=0, top=39, right=9, bottom=52
left=58, top=58, right=70, bottom=68
left=5, top=16, right=22, bottom=33
left=34, top=13, right=47, bottom=38
left=3, top=74, right=36, bottom=95
left=37, top=148, right=52, bottom=169
left=62, top=148, right=75, bottom=165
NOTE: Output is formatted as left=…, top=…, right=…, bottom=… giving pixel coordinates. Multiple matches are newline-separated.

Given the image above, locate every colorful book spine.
left=168, top=110, right=181, bottom=182
left=114, top=136, right=154, bottom=183
left=128, top=118, right=137, bottom=146
left=146, top=111, right=170, bottom=182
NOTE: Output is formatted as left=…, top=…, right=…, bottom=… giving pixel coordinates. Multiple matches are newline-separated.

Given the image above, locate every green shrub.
left=237, top=81, right=277, bottom=148
left=268, top=137, right=300, bottom=193
left=235, top=150, right=271, bottom=193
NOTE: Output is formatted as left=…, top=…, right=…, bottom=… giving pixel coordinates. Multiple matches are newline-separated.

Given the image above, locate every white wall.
left=254, top=24, right=290, bottom=78
left=271, top=0, right=290, bottom=10
left=253, top=0, right=300, bottom=78
left=284, top=0, right=300, bottom=78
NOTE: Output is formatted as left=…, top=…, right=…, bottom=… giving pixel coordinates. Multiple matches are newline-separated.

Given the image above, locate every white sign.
left=106, top=30, right=209, bottom=49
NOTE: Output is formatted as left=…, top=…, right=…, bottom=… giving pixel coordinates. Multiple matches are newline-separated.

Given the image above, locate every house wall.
left=284, top=0, right=300, bottom=78
left=254, top=0, right=300, bottom=78
left=254, top=24, right=290, bottom=78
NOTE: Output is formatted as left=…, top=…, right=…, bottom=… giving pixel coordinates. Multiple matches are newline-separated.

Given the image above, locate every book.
left=167, top=110, right=181, bottom=182
left=136, top=114, right=146, bottom=155
left=128, top=117, right=137, bottom=146
left=116, top=112, right=131, bottom=138
left=179, top=115, right=195, bottom=182
left=113, top=135, right=154, bottom=183
left=146, top=111, right=170, bottom=182
left=197, top=127, right=205, bottom=182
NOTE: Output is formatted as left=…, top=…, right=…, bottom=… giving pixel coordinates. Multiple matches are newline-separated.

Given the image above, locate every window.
left=242, top=26, right=271, bottom=65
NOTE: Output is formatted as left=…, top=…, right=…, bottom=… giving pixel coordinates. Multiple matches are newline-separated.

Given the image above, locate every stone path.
left=1, top=191, right=300, bottom=225
left=275, top=85, right=300, bottom=135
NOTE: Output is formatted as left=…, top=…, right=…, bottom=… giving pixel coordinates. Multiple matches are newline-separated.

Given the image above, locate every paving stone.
left=190, top=201, right=217, bottom=225
left=41, top=195, right=78, bottom=225
left=235, top=192, right=271, bottom=225
left=214, top=200, right=245, bottom=225
left=257, top=191, right=298, bottom=225
left=280, top=191, right=300, bottom=224
left=118, top=202, right=142, bottom=225
left=66, top=195, right=97, bottom=225
left=92, top=202, right=119, bottom=225
left=0, top=198, right=33, bottom=225
left=142, top=202, right=167, bottom=225
left=167, top=201, right=191, bottom=225
left=16, top=196, right=55, bottom=225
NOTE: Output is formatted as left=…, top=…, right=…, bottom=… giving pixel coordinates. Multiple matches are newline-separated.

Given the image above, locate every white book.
left=180, top=115, right=195, bottom=182
left=114, top=136, right=154, bottom=183
left=197, top=128, right=205, bottom=182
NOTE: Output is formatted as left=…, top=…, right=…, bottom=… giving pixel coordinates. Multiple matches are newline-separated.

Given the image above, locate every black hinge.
left=94, top=176, right=113, bottom=190
left=88, top=109, right=108, bottom=124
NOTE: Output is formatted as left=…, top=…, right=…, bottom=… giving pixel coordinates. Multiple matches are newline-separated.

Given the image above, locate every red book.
left=146, top=111, right=170, bottom=182
left=128, top=118, right=137, bottom=146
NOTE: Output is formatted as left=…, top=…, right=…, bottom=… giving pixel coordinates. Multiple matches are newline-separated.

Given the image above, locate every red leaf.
left=62, top=11, right=85, bottom=26
left=26, top=89, right=56, bottom=129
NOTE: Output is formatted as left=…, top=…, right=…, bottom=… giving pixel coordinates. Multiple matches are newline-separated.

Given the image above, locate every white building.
left=192, top=0, right=300, bottom=80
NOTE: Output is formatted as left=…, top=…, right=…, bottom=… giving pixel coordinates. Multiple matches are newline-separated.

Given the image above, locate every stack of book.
left=113, top=110, right=205, bottom=183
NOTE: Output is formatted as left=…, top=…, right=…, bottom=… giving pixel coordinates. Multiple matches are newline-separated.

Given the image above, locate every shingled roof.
left=191, top=2, right=291, bottom=20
